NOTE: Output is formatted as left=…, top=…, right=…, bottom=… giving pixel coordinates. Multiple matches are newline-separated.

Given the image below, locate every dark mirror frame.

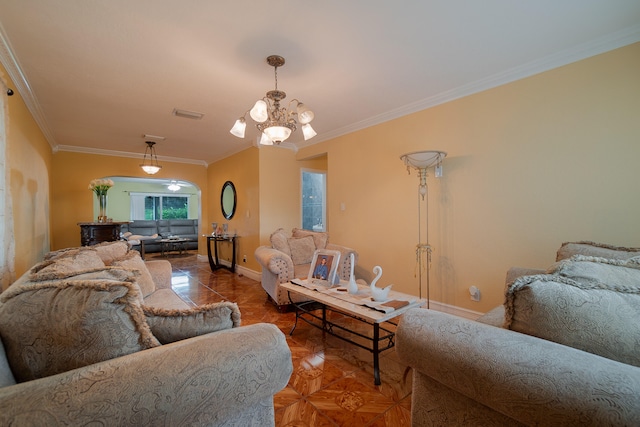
left=221, top=181, right=237, bottom=219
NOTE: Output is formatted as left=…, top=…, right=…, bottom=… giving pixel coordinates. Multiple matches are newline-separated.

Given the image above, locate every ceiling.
left=1, top=1, right=639, bottom=165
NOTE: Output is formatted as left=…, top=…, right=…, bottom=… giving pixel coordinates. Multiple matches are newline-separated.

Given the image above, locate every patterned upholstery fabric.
left=0, top=324, right=292, bottom=426
left=397, top=309, right=640, bottom=425
left=397, top=241, right=640, bottom=425
left=143, top=302, right=241, bottom=344
left=255, top=228, right=358, bottom=309
left=0, top=241, right=293, bottom=425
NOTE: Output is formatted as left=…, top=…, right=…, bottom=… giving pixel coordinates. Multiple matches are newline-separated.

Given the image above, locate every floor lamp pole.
left=400, top=150, right=447, bottom=309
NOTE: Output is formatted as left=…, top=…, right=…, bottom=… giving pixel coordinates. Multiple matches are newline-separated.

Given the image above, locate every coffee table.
left=281, top=281, right=426, bottom=385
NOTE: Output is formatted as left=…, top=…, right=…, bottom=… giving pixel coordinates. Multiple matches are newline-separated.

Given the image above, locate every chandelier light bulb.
left=302, top=123, right=317, bottom=140
left=229, top=117, right=247, bottom=138
left=250, top=100, right=268, bottom=122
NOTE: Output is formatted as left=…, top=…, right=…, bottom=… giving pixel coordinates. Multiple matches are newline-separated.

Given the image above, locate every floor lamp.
left=400, top=151, right=447, bottom=308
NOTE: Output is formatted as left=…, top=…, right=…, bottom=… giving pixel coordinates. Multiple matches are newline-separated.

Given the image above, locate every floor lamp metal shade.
left=400, top=151, right=447, bottom=307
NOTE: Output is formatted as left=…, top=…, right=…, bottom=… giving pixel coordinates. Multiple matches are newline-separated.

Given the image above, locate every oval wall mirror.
left=221, top=181, right=237, bottom=219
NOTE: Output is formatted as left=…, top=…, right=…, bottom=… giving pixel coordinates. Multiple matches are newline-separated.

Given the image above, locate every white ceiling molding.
left=56, top=144, right=208, bottom=167
left=299, top=23, right=640, bottom=149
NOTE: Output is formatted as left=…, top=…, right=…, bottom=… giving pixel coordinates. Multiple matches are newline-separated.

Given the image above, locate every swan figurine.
left=347, top=253, right=359, bottom=294
left=369, top=266, right=392, bottom=301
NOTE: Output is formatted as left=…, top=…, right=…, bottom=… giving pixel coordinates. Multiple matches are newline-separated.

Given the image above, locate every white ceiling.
left=1, top=1, right=639, bottom=165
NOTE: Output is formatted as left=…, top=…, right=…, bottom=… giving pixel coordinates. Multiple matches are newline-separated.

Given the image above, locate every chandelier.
left=230, top=55, right=316, bottom=145
left=140, top=141, right=162, bottom=175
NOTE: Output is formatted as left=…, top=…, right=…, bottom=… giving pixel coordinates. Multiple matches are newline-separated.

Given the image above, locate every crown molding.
left=300, top=23, right=640, bottom=149
left=0, top=23, right=58, bottom=150
left=55, top=144, right=208, bottom=167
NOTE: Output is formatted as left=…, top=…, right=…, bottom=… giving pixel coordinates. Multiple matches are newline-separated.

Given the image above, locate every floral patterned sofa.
left=397, top=241, right=640, bottom=425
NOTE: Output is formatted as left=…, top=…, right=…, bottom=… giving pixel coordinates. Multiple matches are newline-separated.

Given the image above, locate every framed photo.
left=307, top=249, right=341, bottom=287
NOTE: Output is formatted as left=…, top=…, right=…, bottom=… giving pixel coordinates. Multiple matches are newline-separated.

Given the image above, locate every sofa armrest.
left=326, top=243, right=358, bottom=280
left=255, top=246, right=294, bottom=279
left=144, top=259, right=172, bottom=289
left=396, top=309, right=640, bottom=425
left=0, top=323, right=292, bottom=426
left=505, top=266, right=545, bottom=286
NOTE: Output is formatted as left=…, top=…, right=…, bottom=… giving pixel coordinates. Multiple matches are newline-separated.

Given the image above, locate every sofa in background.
left=0, top=241, right=292, bottom=426
left=397, top=241, right=640, bottom=425
left=255, top=228, right=358, bottom=310
left=121, top=219, right=199, bottom=252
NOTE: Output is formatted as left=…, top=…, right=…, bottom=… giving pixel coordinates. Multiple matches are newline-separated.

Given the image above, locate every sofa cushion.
left=270, top=228, right=291, bottom=257
left=288, top=236, right=316, bottom=265
left=142, top=302, right=241, bottom=344
left=91, top=241, right=130, bottom=265
left=292, top=228, right=328, bottom=249
left=0, top=277, right=160, bottom=382
left=547, top=255, right=640, bottom=286
left=111, top=250, right=156, bottom=298
left=504, top=274, right=640, bottom=367
left=30, top=249, right=106, bottom=281
left=556, top=241, right=640, bottom=262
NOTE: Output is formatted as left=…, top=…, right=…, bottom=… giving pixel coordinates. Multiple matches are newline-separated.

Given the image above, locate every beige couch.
left=255, top=228, right=358, bottom=310
left=397, top=241, right=640, bottom=426
left=0, top=242, right=293, bottom=426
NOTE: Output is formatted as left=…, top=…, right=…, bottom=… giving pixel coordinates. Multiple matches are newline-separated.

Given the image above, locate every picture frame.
left=307, top=249, right=341, bottom=287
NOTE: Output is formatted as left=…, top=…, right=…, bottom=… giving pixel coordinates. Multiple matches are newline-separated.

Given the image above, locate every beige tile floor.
left=150, top=252, right=413, bottom=426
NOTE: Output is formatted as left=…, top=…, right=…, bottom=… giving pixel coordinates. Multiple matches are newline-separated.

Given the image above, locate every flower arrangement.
left=89, top=178, right=114, bottom=196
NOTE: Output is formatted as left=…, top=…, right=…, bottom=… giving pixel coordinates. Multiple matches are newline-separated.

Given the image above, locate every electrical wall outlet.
left=469, top=286, right=481, bottom=302
left=243, top=255, right=247, bottom=263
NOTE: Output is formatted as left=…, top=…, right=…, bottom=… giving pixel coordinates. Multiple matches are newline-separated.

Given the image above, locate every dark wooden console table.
left=206, top=235, right=237, bottom=272
left=78, top=222, right=129, bottom=246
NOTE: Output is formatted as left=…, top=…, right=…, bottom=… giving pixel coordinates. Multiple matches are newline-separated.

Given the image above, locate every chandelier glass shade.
left=230, top=55, right=316, bottom=145
left=140, top=141, right=162, bottom=175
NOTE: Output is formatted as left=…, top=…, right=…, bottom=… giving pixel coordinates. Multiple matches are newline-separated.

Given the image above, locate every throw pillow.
left=142, top=302, right=241, bottom=344
left=92, top=241, right=130, bottom=265
left=111, top=250, right=156, bottom=298
left=504, top=274, right=640, bottom=367
left=556, top=241, right=640, bottom=262
left=547, top=255, right=640, bottom=288
left=288, top=236, right=316, bottom=265
left=292, top=228, right=328, bottom=249
left=0, top=278, right=160, bottom=382
left=270, top=228, right=291, bottom=257
left=30, top=250, right=106, bottom=281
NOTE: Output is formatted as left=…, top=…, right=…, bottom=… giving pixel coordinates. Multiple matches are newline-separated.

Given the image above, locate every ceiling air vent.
left=172, top=108, right=204, bottom=120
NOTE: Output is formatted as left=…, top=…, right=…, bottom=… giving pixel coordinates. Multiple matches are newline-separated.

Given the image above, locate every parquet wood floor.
left=150, top=252, right=412, bottom=426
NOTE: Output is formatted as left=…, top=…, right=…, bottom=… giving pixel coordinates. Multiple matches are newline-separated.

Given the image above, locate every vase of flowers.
left=89, top=178, right=114, bottom=222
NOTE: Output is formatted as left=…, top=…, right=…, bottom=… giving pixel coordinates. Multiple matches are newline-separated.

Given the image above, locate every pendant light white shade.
left=302, top=123, right=317, bottom=140
left=230, top=117, right=246, bottom=138
left=249, top=100, right=268, bottom=122
left=263, top=125, right=291, bottom=143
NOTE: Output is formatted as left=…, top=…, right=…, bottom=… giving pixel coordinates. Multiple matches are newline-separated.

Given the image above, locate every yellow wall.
left=207, top=147, right=260, bottom=270
left=2, top=64, right=52, bottom=282
left=51, top=151, right=207, bottom=251
left=5, top=43, right=640, bottom=316
left=299, top=42, right=640, bottom=312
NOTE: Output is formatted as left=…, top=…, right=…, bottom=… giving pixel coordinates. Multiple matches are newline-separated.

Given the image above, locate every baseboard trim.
left=428, top=300, right=484, bottom=320
left=196, top=254, right=261, bottom=282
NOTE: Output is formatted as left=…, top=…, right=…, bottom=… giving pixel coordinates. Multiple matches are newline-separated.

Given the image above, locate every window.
left=130, top=193, right=189, bottom=220
left=301, top=170, right=326, bottom=231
